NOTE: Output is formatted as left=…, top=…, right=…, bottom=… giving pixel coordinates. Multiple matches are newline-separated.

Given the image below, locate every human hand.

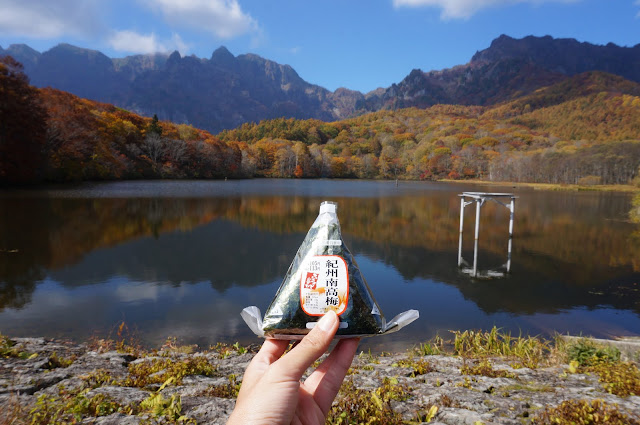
left=227, top=310, right=360, bottom=425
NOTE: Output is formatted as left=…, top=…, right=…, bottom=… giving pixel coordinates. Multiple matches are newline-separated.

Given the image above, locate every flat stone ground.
left=1, top=337, right=639, bottom=424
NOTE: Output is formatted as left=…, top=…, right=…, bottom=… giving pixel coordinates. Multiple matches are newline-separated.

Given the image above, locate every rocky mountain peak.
left=166, top=50, right=182, bottom=66
left=211, top=46, right=235, bottom=63
left=0, top=44, right=41, bottom=73
left=470, top=35, right=640, bottom=83
left=3, top=43, right=40, bottom=57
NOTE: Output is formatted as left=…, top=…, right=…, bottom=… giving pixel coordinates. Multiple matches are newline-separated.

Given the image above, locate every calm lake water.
left=1, top=179, right=639, bottom=352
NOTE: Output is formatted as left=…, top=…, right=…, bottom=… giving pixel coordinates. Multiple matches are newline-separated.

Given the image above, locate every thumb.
left=271, top=311, right=339, bottom=381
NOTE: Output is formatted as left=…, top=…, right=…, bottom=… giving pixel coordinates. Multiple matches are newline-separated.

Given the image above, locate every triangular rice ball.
left=261, top=201, right=386, bottom=337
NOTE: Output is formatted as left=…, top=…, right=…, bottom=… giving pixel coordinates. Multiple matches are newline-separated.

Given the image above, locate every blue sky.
left=0, top=0, right=639, bottom=93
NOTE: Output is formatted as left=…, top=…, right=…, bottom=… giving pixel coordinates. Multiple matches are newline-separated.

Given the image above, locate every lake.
left=1, top=179, right=639, bottom=352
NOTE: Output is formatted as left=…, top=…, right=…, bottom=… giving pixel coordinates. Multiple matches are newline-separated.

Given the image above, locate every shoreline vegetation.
left=2, top=56, right=640, bottom=189
left=1, top=328, right=639, bottom=424
left=439, top=179, right=640, bottom=193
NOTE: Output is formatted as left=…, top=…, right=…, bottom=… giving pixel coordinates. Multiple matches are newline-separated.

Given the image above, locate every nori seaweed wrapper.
left=261, top=201, right=386, bottom=338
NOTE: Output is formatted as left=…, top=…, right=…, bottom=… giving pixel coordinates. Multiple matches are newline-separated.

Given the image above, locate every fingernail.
left=317, top=310, right=337, bottom=332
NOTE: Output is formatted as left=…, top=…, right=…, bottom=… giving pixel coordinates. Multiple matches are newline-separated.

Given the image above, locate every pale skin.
left=227, top=310, right=360, bottom=425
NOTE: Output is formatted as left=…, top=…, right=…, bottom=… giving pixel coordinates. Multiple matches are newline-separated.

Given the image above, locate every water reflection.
left=0, top=180, right=639, bottom=349
left=457, top=192, right=516, bottom=278
left=458, top=237, right=513, bottom=279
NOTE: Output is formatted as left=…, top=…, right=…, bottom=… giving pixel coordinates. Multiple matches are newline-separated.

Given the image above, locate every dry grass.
left=440, top=178, right=640, bottom=193
left=451, top=327, right=554, bottom=368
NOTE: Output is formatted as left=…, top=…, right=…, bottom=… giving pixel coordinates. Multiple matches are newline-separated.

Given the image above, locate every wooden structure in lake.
left=457, top=192, right=516, bottom=278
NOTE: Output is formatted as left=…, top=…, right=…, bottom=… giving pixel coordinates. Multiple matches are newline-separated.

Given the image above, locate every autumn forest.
left=1, top=56, right=640, bottom=186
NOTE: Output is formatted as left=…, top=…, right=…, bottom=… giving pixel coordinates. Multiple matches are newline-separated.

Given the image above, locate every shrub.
left=533, top=399, right=640, bottom=424
left=566, top=339, right=620, bottom=366
left=587, top=361, right=640, bottom=397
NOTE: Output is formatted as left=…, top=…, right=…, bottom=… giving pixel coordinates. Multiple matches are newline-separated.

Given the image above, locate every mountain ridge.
left=2, top=34, right=640, bottom=132
left=3, top=46, right=639, bottom=187
left=359, top=34, right=640, bottom=113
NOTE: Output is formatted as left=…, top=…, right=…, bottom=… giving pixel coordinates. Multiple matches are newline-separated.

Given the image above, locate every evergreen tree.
left=147, top=114, right=163, bottom=136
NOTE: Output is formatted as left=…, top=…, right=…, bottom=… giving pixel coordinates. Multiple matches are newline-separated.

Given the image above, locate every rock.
left=164, top=376, right=231, bottom=398
left=10, top=368, right=71, bottom=395
left=185, top=397, right=236, bottom=424
left=37, top=377, right=86, bottom=396
left=87, top=386, right=150, bottom=405
left=1, top=335, right=639, bottom=424
left=436, top=407, right=494, bottom=425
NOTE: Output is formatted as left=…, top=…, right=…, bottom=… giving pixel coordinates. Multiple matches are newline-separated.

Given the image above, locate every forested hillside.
left=1, top=55, right=639, bottom=186
left=0, top=57, right=243, bottom=184
left=219, top=71, right=640, bottom=185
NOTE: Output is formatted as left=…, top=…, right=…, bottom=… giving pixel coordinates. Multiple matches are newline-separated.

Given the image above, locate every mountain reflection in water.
left=0, top=180, right=639, bottom=351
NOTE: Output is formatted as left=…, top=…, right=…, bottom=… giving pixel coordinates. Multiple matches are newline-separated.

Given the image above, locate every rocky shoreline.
left=1, top=335, right=639, bottom=424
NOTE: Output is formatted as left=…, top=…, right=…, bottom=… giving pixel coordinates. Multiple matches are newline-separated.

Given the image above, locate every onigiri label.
left=300, top=255, right=349, bottom=316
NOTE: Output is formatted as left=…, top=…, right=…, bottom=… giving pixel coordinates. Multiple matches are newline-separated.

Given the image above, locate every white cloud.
left=393, top=0, right=580, bottom=19
left=636, top=0, right=640, bottom=18
left=145, top=0, right=257, bottom=39
left=0, top=0, right=100, bottom=38
left=109, top=31, right=163, bottom=54
left=108, top=30, right=190, bottom=54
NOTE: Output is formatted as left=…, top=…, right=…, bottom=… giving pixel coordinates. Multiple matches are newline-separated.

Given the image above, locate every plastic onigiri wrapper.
left=241, top=201, right=419, bottom=339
